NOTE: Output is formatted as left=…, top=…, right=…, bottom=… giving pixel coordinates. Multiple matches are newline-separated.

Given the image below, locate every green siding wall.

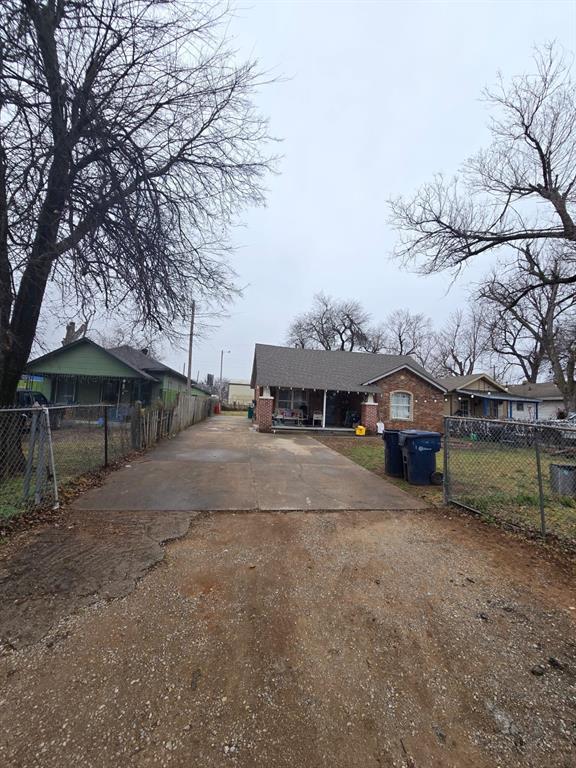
left=158, top=373, right=208, bottom=404
left=27, top=342, right=140, bottom=379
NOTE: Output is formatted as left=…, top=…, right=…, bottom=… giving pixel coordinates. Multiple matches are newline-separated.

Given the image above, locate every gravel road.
left=0, top=508, right=574, bottom=768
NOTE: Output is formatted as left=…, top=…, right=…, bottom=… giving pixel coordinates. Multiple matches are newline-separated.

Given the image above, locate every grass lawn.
left=315, top=436, right=444, bottom=508
left=314, top=435, right=576, bottom=543
left=448, top=441, right=576, bottom=541
left=0, top=422, right=131, bottom=521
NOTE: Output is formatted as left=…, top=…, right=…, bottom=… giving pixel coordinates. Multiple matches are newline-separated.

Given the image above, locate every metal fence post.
left=443, top=417, right=450, bottom=505
left=23, top=409, right=39, bottom=501
left=34, top=412, right=47, bottom=505
left=534, top=428, right=547, bottom=538
left=104, top=405, right=109, bottom=467
left=43, top=407, right=59, bottom=509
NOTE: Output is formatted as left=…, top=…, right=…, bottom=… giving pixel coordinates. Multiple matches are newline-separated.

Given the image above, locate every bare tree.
left=375, top=309, right=434, bottom=367
left=93, top=323, right=164, bottom=359
left=360, top=323, right=387, bottom=354
left=389, top=44, right=576, bottom=291
left=483, top=304, right=546, bottom=384
left=431, top=308, right=492, bottom=377
left=479, top=248, right=576, bottom=410
left=0, top=0, right=272, bottom=410
left=286, top=293, right=370, bottom=351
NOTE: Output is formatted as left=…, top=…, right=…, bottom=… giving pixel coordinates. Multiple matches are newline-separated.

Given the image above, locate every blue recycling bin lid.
left=399, top=429, right=441, bottom=451
left=401, top=430, right=440, bottom=438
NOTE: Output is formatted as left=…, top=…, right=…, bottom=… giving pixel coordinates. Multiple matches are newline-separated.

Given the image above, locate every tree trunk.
left=0, top=412, right=26, bottom=479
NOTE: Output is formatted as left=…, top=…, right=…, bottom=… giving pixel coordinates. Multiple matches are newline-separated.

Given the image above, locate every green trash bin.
left=247, top=405, right=254, bottom=419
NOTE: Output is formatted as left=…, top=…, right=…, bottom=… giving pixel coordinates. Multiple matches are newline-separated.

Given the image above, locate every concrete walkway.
left=74, top=415, right=426, bottom=512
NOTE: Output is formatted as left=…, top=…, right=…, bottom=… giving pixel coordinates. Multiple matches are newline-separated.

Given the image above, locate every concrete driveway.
left=2, top=415, right=575, bottom=768
left=74, top=415, right=426, bottom=512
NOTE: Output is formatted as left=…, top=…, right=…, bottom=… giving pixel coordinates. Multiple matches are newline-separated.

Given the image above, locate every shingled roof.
left=251, top=344, right=445, bottom=393
left=507, top=382, right=564, bottom=400
left=109, top=345, right=210, bottom=393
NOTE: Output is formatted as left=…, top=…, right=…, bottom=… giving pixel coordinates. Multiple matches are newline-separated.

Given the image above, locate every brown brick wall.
left=374, top=369, right=444, bottom=433
left=254, top=386, right=274, bottom=432
left=361, top=402, right=379, bottom=434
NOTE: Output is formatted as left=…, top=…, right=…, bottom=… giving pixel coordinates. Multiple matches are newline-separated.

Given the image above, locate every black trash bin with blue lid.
left=399, top=430, right=442, bottom=485
left=382, top=429, right=403, bottom=477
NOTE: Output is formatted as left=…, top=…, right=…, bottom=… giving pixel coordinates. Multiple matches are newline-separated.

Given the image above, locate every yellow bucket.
left=355, top=425, right=366, bottom=436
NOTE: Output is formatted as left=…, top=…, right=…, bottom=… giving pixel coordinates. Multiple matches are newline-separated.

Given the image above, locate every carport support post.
left=322, top=390, right=327, bottom=429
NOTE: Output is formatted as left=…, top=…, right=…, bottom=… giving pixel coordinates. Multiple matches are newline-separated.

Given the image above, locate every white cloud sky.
left=42, top=0, right=576, bottom=382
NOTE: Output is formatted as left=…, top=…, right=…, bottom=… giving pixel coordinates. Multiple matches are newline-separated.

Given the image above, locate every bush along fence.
left=443, top=416, right=576, bottom=543
left=0, top=394, right=213, bottom=521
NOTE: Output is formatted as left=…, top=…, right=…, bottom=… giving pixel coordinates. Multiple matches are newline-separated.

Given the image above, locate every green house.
left=25, top=338, right=209, bottom=406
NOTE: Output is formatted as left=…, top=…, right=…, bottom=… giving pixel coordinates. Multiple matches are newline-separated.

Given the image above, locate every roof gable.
left=362, top=365, right=446, bottom=392
left=438, top=373, right=507, bottom=393
left=26, top=338, right=157, bottom=380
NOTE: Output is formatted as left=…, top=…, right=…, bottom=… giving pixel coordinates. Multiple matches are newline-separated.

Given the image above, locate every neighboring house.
left=438, top=373, right=541, bottom=421
left=18, top=374, right=51, bottom=399
left=507, top=382, right=569, bottom=420
left=250, top=343, right=446, bottom=434
left=25, top=338, right=210, bottom=407
left=227, top=380, right=254, bottom=407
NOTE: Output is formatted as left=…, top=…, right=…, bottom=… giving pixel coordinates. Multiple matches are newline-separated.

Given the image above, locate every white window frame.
left=390, top=390, right=413, bottom=421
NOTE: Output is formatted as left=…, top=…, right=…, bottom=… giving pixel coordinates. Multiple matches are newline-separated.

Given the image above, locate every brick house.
left=250, top=344, right=446, bottom=434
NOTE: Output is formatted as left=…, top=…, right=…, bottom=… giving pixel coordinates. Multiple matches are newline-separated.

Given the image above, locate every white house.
left=507, top=382, right=567, bottom=420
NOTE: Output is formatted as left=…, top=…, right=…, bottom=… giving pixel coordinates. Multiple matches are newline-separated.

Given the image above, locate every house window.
left=516, top=402, right=524, bottom=412
left=277, top=388, right=308, bottom=414
left=390, top=391, right=412, bottom=420
left=102, top=379, right=121, bottom=404
left=55, top=376, right=77, bottom=404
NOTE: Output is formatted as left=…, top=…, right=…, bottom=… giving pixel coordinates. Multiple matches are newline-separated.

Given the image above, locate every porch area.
left=48, top=374, right=154, bottom=407
left=447, top=389, right=540, bottom=421
left=267, top=387, right=377, bottom=431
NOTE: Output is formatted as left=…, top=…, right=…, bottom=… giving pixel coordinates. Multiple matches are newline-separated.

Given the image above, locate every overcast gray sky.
left=44, top=0, right=576, bottom=382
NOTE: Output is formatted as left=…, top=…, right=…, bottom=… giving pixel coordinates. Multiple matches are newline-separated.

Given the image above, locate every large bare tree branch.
left=389, top=43, right=576, bottom=290
left=0, top=0, right=274, bottom=405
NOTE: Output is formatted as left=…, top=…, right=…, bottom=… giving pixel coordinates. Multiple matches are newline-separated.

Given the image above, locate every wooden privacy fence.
left=132, top=394, right=213, bottom=450
left=0, top=394, right=213, bottom=516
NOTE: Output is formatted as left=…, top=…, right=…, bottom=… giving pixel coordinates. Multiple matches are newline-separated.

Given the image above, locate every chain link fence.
left=444, top=416, right=576, bottom=542
left=0, top=395, right=213, bottom=522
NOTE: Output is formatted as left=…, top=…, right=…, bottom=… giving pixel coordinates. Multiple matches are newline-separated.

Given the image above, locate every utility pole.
left=219, top=349, right=230, bottom=399
left=187, top=300, right=196, bottom=390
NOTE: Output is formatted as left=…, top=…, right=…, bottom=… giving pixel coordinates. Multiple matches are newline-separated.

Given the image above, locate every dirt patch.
left=0, top=510, right=574, bottom=768
left=0, top=508, right=198, bottom=650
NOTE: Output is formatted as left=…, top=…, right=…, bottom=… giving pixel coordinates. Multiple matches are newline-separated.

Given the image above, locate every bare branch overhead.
left=389, top=43, right=576, bottom=288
